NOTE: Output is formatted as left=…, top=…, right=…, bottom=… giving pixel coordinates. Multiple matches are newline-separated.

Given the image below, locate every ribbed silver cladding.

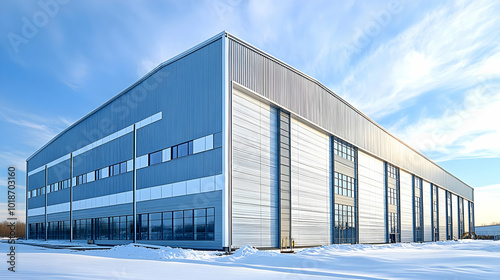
left=231, top=88, right=279, bottom=247
left=290, top=116, right=330, bottom=247
left=423, top=180, right=432, bottom=241
left=438, top=187, right=447, bottom=240
left=464, top=200, right=470, bottom=233
left=227, top=36, right=473, bottom=201
left=400, top=170, right=413, bottom=242
left=358, top=151, right=385, bottom=243
left=452, top=194, right=459, bottom=239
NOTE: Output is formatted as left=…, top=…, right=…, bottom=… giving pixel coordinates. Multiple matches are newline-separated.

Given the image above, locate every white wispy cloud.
left=335, top=0, right=500, bottom=119
left=391, top=85, right=500, bottom=161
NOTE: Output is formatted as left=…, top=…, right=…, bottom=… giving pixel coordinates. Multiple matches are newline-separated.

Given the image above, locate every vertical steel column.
left=69, top=153, right=73, bottom=242
left=133, top=124, right=137, bottom=243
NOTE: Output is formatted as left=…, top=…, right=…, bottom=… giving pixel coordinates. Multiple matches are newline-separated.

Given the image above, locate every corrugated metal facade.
left=357, top=151, right=386, bottom=243
left=290, top=116, right=330, bottom=247
left=400, top=170, right=413, bottom=242
left=227, top=35, right=472, bottom=201
left=231, top=88, right=279, bottom=247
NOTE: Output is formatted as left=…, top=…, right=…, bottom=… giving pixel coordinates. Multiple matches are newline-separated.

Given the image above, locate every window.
left=433, top=185, right=439, bottom=241
left=149, top=213, right=162, bottom=240
left=415, top=196, right=422, bottom=241
left=178, top=143, right=189, bottom=158
left=149, top=151, right=162, bottom=166
left=111, top=163, right=120, bottom=176
left=447, top=192, right=453, bottom=240
left=334, top=172, right=355, bottom=197
left=387, top=164, right=397, bottom=179
left=389, top=212, right=399, bottom=234
left=334, top=204, right=356, bottom=244
left=76, top=174, right=87, bottom=186
left=162, top=212, right=173, bottom=240
left=171, top=141, right=194, bottom=160
left=333, top=138, right=355, bottom=162
left=388, top=188, right=397, bottom=205
left=120, top=162, right=127, bottom=174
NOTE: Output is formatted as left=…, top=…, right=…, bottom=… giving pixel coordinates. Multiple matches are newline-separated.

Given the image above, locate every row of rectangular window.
left=139, top=134, right=215, bottom=169
left=334, top=172, right=355, bottom=198
left=73, top=216, right=134, bottom=240
left=388, top=187, right=397, bottom=205
left=137, top=208, right=215, bottom=241
left=28, top=160, right=130, bottom=198
left=333, top=138, right=355, bottom=162
left=29, top=207, right=215, bottom=241
left=28, top=186, right=46, bottom=198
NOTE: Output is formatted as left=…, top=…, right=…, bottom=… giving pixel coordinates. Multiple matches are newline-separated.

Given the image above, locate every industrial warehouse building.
left=26, top=32, right=475, bottom=250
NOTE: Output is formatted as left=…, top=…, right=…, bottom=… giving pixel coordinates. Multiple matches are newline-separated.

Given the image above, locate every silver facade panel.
left=227, top=36, right=473, bottom=201
left=400, top=170, right=413, bottom=242
left=290, top=116, right=330, bottom=247
left=335, top=157, right=355, bottom=178
left=231, top=88, right=279, bottom=247
left=358, top=151, right=386, bottom=243
left=452, top=194, right=459, bottom=239
left=423, top=180, right=432, bottom=241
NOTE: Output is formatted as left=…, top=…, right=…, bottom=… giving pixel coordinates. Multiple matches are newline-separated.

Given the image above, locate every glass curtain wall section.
left=458, top=197, right=464, bottom=238
left=386, top=163, right=400, bottom=243
left=432, top=185, right=439, bottom=241
left=413, top=176, right=423, bottom=242
left=446, top=191, right=453, bottom=240
left=332, top=137, right=358, bottom=244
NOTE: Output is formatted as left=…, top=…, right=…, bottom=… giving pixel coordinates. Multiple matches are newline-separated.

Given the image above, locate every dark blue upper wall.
left=27, top=37, right=223, bottom=172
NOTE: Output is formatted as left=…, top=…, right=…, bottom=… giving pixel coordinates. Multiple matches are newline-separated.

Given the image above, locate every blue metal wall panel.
left=137, top=148, right=222, bottom=189
left=73, top=133, right=133, bottom=176
left=47, top=188, right=70, bottom=205
left=214, top=132, right=223, bottom=148
left=73, top=172, right=133, bottom=200
left=73, top=203, right=133, bottom=220
left=27, top=196, right=45, bottom=209
left=136, top=191, right=222, bottom=213
left=135, top=40, right=222, bottom=156
left=47, top=159, right=70, bottom=184
left=27, top=215, right=45, bottom=224
left=47, top=212, right=70, bottom=222
left=28, top=39, right=222, bottom=172
left=28, top=170, right=45, bottom=190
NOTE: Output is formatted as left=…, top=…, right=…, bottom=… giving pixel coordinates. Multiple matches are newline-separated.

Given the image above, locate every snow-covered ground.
left=2, top=240, right=499, bottom=279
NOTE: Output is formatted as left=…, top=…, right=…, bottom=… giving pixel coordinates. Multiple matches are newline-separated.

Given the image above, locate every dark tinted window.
left=149, top=151, right=162, bottom=165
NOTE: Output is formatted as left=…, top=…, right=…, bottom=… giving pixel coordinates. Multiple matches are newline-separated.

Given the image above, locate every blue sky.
left=1, top=0, right=499, bottom=225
